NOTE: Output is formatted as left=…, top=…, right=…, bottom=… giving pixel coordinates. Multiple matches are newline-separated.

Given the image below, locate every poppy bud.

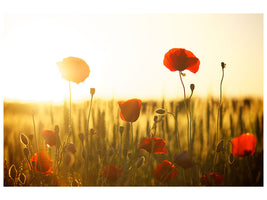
left=216, top=140, right=224, bottom=152
left=9, top=164, right=17, bottom=180
left=72, top=179, right=80, bottom=186
left=18, top=173, right=26, bottom=185
left=136, top=156, right=145, bottom=168
left=155, top=108, right=166, bottom=115
left=221, top=62, right=226, bottom=69
left=78, top=133, right=85, bottom=143
left=82, top=149, right=86, bottom=160
left=28, top=134, right=33, bottom=141
left=64, top=143, right=76, bottom=154
left=20, top=133, right=29, bottom=146
left=154, top=115, right=158, bottom=122
left=108, top=147, right=115, bottom=157
left=228, top=153, right=235, bottom=165
left=90, top=88, right=95, bottom=96
left=54, top=125, right=59, bottom=134
left=90, top=128, right=97, bottom=135
left=190, top=84, right=195, bottom=92
left=119, top=126, right=124, bottom=135
left=128, top=152, right=132, bottom=159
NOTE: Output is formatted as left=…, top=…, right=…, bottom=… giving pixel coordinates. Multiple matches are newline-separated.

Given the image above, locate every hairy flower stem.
left=188, top=94, right=193, bottom=152
left=68, top=81, right=72, bottom=143
left=32, top=112, right=43, bottom=185
left=216, top=67, right=225, bottom=143
left=179, top=72, right=190, bottom=153
left=85, top=93, right=94, bottom=185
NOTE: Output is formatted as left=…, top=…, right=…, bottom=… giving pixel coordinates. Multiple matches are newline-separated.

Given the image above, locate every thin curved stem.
left=68, top=81, right=72, bottom=142
left=216, top=68, right=224, bottom=142
left=179, top=71, right=190, bottom=153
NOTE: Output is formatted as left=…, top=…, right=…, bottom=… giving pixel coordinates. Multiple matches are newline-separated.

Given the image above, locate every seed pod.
left=78, top=133, right=85, bottom=143
left=216, top=140, right=224, bottom=152
left=9, top=164, right=17, bottom=180
left=20, top=133, right=29, bottom=146
left=127, top=152, right=132, bottom=159
left=90, top=128, right=97, bottom=135
left=108, top=147, right=115, bottom=157
left=18, top=173, right=26, bottom=185
left=221, top=62, right=226, bottom=69
left=190, top=84, right=195, bottom=92
left=153, top=115, right=158, bottom=123
left=54, top=125, right=59, bottom=134
left=136, top=156, right=145, bottom=168
left=119, top=126, right=124, bottom=135
left=90, top=88, right=95, bottom=96
left=228, top=153, right=235, bottom=165
left=64, top=143, right=76, bottom=154
left=28, top=134, right=33, bottom=142
left=72, top=179, right=80, bottom=186
left=155, top=108, right=166, bottom=115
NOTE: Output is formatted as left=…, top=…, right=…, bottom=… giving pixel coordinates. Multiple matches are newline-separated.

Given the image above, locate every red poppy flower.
left=101, top=164, right=123, bottom=182
left=29, top=151, right=53, bottom=176
left=231, top=133, right=257, bottom=157
left=154, top=160, right=177, bottom=183
left=200, top=172, right=224, bottom=186
left=57, top=57, right=90, bottom=84
left=41, top=130, right=59, bottom=148
left=138, top=136, right=168, bottom=154
left=118, top=98, right=141, bottom=123
left=163, top=48, right=200, bottom=73
left=173, top=151, right=195, bottom=169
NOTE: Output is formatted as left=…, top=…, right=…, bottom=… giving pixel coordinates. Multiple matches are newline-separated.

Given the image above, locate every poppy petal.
left=154, top=160, right=177, bottom=183
left=163, top=48, right=200, bottom=73
left=57, top=57, right=90, bottom=84
left=118, top=98, right=141, bottom=122
left=231, top=133, right=257, bottom=157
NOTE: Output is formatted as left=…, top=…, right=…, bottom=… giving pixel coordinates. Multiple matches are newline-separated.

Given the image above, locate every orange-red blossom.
left=118, top=98, right=141, bottom=123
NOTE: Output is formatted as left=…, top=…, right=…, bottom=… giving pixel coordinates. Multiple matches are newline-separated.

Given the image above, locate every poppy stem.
left=32, top=111, right=39, bottom=153
left=216, top=66, right=225, bottom=143
left=179, top=71, right=190, bottom=153
left=68, top=81, right=72, bottom=143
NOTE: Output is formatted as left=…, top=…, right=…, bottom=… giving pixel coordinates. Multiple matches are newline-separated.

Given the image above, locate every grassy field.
left=3, top=96, right=263, bottom=186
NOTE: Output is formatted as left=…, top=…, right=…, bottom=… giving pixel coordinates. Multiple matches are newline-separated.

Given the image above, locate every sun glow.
left=2, top=14, right=263, bottom=103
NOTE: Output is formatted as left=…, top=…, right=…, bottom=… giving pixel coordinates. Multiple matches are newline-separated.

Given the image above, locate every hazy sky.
left=2, top=14, right=263, bottom=102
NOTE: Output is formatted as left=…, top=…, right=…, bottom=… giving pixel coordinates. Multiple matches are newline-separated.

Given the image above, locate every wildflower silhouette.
left=163, top=48, right=200, bottom=153
left=163, top=48, right=200, bottom=73
left=154, top=160, right=177, bottom=183
left=57, top=57, right=90, bottom=143
left=231, top=133, right=257, bottom=157
left=138, top=136, right=168, bottom=154
left=200, top=172, right=224, bottom=186
left=29, top=151, right=53, bottom=176
left=101, top=164, right=123, bottom=182
left=118, top=98, right=141, bottom=123
left=57, top=57, right=90, bottom=84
